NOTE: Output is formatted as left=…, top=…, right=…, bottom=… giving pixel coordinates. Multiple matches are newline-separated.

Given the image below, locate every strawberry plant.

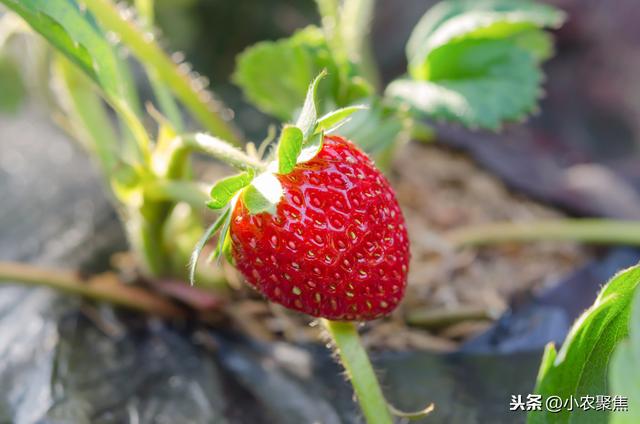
left=3, top=0, right=638, bottom=422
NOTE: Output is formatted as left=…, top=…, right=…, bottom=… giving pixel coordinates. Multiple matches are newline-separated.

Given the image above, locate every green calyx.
left=189, top=71, right=365, bottom=284
left=277, top=69, right=366, bottom=172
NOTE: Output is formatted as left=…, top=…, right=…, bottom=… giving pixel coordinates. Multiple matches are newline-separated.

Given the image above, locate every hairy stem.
left=134, top=0, right=154, bottom=25
left=82, top=0, right=242, bottom=144
left=315, top=0, right=350, bottom=100
left=134, top=0, right=184, bottom=131
left=342, top=0, right=379, bottom=88
left=447, top=219, right=640, bottom=248
left=322, top=320, right=393, bottom=424
left=0, top=261, right=184, bottom=318
left=177, top=133, right=265, bottom=171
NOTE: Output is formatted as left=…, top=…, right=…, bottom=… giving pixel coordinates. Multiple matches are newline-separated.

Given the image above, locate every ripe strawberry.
left=229, top=135, right=409, bottom=321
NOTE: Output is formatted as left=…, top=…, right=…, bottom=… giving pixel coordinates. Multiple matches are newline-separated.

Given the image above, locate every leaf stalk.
left=177, top=133, right=266, bottom=172
left=81, top=0, right=242, bottom=144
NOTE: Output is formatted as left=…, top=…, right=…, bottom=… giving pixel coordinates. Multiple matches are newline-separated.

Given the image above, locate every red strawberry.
left=229, top=135, right=409, bottom=321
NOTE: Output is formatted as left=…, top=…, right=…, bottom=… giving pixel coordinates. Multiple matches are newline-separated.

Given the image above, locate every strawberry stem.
left=177, top=133, right=266, bottom=172
left=143, top=180, right=210, bottom=209
left=322, top=319, right=393, bottom=424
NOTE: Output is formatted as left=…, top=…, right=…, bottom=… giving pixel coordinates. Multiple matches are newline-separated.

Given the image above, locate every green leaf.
left=242, top=173, right=283, bottom=215
left=276, top=125, right=304, bottom=174
left=297, top=131, right=324, bottom=164
left=609, top=286, right=640, bottom=424
left=407, top=0, right=565, bottom=76
left=0, top=55, right=25, bottom=113
left=233, top=26, right=334, bottom=121
left=1, top=0, right=137, bottom=109
left=511, top=29, right=555, bottom=62
left=189, top=207, right=230, bottom=285
left=212, top=209, right=233, bottom=264
left=387, top=39, right=542, bottom=130
left=295, top=70, right=327, bottom=139
left=315, top=105, right=367, bottom=134
left=207, top=171, right=254, bottom=210
left=233, top=25, right=371, bottom=122
left=396, top=0, right=564, bottom=129
left=528, top=264, right=640, bottom=424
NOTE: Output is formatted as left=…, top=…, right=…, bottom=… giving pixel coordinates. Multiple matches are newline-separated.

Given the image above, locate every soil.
left=214, top=141, right=591, bottom=351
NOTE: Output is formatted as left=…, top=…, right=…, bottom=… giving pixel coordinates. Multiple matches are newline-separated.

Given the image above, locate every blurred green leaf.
left=277, top=125, right=304, bottom=174
left=388, top=39, right=541, bottom=130
left=528, top=264, right=640, bottom=424
left=207, top=171, right=254, bottom=210
left=233, top=25, right=372, bottom=122
left=233, top=26, right=336, bottom=121
left=407, top=0, right=565, bottom=77
left=0, top=0, right=138, bottom=110
left=609, top=285, right=640, bottom=424
left=0, top=55, right=25, bottom=113
left=55, top=56, right=120, bottom=172
left=395, top=0, right=564, bottom=130
left=511, top=29, right=555, bottom=62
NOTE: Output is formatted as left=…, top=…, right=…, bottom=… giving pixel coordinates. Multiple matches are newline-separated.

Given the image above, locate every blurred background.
left=1, top=0, right=640, bottom=423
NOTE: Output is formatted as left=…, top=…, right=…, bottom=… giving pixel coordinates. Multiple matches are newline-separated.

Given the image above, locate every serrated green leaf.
left=233, top=25, right=371, bottom=123
left=1, top=0, right=137, bottom=109
left=233, top=26, right=333, bottom=121
left=511, top=29, right=554, bottom=62
left=407, top=0, right=565, bottom=76
left=242, top=173, right=283, bottom=215
left=297, top=131, right=324, bottom=164
left=0, top=54, right=25, bottom=114
left=388, top=39, right=541, bottom=130
left=207, top=170, right=254, bottom=210
left=315, top=105, right=367, bottom=134
left=276, top=125, right=304, bottom=174
left=397, top=0, right=564, bottom=129
left=189, top=207, right=230, bottom=285
left=609, top=287, right=640, bottom=424
left=528, top=264, right=640, bottom=424
left=295, top=70, right=327, bottom=139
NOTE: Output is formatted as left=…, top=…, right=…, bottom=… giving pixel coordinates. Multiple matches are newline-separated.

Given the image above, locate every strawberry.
left=229, top=135, right=409, bottom=320
left=191, top=71, right=410, bottom=321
